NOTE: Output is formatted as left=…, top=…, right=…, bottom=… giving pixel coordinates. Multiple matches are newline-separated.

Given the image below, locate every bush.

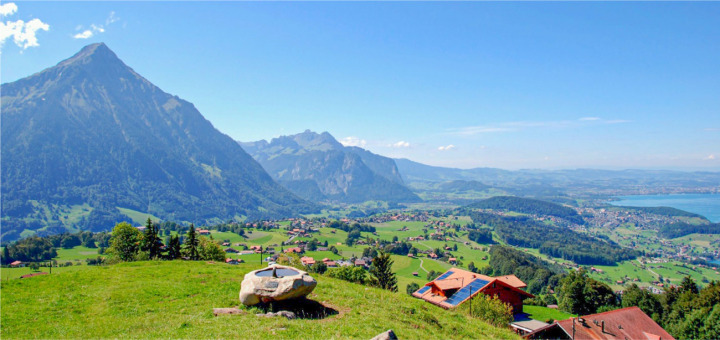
left=327, top=266, right=367, bottom=284
left=309, top=262, right=327, bottom=274
left=406, top=282, right=420, bottom=295
left=461, top=294, right=513, bottom=327
left=276, top=252, right=303, bottom=269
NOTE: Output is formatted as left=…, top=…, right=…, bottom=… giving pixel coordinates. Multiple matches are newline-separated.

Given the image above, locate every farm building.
left=412, top=268, right=533, bottom=314
left=523, top=306, right=674, bottom=340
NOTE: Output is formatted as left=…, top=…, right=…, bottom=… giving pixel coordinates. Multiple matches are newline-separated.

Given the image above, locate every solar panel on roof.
left=434, top=270, right=454, bottom=281
left=444, top=278, right=490, bottom=306
left=416, top=286, right=430, bottom=294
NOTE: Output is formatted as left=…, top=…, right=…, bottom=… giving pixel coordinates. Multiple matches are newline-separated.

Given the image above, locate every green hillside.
left=0, top=261, right=519, bottom=339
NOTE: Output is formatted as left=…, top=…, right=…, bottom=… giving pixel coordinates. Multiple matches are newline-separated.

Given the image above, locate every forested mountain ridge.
left=240, top=130, right=421, bottom=203
left=1, top=43, right=317, bottom=241
left=465, top=196, right=584, bottom=224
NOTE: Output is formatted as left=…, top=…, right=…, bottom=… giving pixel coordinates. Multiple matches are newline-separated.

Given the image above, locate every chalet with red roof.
left=197, top=229, right=210, bottom=235
left=322, top=258, right=337, bottom=267
left=301, top=256, right=316, bottom=266
left=284, top=247, right=303, bottom=254
left=524, top=306, right=674, bottom=340
left=412, top=268, right=533, bottom=314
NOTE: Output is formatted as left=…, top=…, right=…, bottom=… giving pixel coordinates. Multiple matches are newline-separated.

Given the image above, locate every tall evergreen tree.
left=183, top=224, right=200, bottom=260
left=142, top=218, right=163, bottom=259
left=167, top=235, right=181, bottom=259
left=369, top=251, right=398, bottom=292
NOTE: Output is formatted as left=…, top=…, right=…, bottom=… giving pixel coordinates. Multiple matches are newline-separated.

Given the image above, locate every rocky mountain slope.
left=1, top=43, right=316, bottom=240
left=241, top=130, right=420, bottom=203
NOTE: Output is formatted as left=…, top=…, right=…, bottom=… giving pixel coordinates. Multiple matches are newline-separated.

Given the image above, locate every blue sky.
left=2, top=2, right=719, bottom=170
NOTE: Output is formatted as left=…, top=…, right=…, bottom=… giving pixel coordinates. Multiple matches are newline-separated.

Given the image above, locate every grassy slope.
left=0, top=261, right=519, bottom=339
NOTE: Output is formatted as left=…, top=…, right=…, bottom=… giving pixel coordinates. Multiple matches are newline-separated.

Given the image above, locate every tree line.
left=470, top=212, right=638, bottom=265
left=659, top=222, right=720, bottom=239
left=106, top=219, right=225, bottom=262
left=465, top=196, right=584, bottom=225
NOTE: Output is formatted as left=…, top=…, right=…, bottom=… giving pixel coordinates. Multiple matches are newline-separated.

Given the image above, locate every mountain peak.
left=291, top=130, right=343, bottom=151
left=58, top=42, right=122, bottom=68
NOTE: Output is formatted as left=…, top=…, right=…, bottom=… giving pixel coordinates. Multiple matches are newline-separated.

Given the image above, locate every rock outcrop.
left=239, top=265, right=317, bottom=306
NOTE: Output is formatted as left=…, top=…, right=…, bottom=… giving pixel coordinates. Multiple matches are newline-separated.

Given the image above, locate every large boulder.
left=239, top=264, right=317, bottom=306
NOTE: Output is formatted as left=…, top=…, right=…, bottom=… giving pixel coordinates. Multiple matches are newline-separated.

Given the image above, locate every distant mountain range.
left=241, top=130, right=421, bottom=203
left=1, top=43, right=317, bottom=241
left=395, top=158, right=720, bottom=196
left=3, top=43, right=718, bottom=242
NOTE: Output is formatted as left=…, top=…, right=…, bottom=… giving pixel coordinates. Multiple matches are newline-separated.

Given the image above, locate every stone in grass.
left=239, top=264, right=317, bottom=306
left=256, top=310, right=297, bottom=319
left=371, top=329, right=398, bottom=340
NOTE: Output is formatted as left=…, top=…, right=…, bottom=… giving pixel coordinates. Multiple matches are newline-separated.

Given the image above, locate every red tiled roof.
left=431, top=278, right=464, bottom=291
left=413, top=268, right=533, bottom=308
left=554, top=307, right=674, bottom=340
left=496, top=274, right=527, bottom=289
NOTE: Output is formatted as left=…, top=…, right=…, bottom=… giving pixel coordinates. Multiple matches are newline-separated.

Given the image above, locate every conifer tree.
left=167, top=235, right=181, bottom=259
left=183, top=224, right=200, bottom=260
left=369, top=251, right=398, bottom=292
left=142, top=218, right=163, bottom=259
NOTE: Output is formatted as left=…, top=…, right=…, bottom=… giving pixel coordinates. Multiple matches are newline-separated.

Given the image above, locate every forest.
left=465, top=196, right=584, bottom=224
left=615, top=206, right=706, bottom=219
left=470, top=212, right=638, bottom=265
left=659, top=222, right=720, bottom=238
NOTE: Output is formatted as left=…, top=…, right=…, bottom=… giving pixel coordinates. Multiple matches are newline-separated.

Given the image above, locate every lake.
left=610, top=193, right=720, bottom=223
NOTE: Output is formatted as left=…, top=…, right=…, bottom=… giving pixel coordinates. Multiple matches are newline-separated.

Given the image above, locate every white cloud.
left=449, top=118, right=631, bottom=136
left=0, top=3, right=17, bottom=16
left=339, top=136, right=367, bottom=148
left=391, top=141, right=411, bottom=148
left=0, top=3, right=49, bottom=50
left=705, top=154, right=716, bottom=160
left=73, top=24, right=105, bottom=39
left=73, top=11, right=116, bottom=40
left=437, top=144, right=455, bottom=151
left=106, top=11, right=119, bottom=25
left=73, top=30, right=93, bottom=39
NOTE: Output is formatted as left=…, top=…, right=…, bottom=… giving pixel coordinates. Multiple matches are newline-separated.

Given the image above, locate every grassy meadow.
left=0, top=261, right=519, bottom=339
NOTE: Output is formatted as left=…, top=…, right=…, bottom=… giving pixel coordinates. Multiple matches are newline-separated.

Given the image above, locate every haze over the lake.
left=2, top=2, right=719, bottom=170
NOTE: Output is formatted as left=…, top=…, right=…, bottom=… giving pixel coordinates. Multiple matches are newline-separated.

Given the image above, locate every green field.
left=0, top=261, right=519, bottom=339
left=117, top=207, right=162, bottom=226
left=55, top=246, right=101, bottom=262
left=523, top=306, right=575, bottom=323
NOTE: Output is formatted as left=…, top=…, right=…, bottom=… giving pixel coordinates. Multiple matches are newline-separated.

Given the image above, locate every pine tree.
left=167, top=235, right=181, bottom=259
left=369, top=251, right=398, bottom=292
left=183, top=224, right=200, bottom=260
left=142, top=218, right=163, bottom=259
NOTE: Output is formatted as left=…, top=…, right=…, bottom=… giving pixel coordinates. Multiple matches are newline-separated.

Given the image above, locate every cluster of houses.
left=578, top=207, right=683, bottom=230
left=411, top=267, right=675, bottom=339
left=298, top=256, right=372, bottom=269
